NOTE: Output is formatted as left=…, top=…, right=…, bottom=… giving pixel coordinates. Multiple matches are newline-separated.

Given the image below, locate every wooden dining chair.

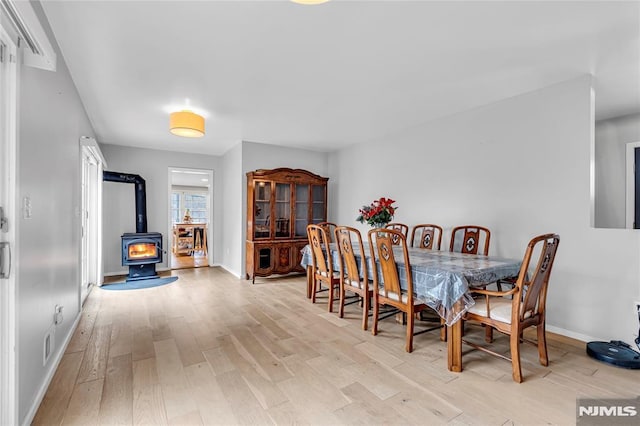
left=334, top=226, right=372, bottom=330
left=385, top=223, right=409, bottom=246
left=410, top=224, right=443, bottom=250
left=306, top=224, right=340, bottom=312
left=449, top=225, right=501, bottom=300
left=317, top=221, right=337, bottom=244
left=368, top=228, right=442, bottom=352
left=462, top=233, right=560, bottom=383
left=449, top=225, right=491, bottom=255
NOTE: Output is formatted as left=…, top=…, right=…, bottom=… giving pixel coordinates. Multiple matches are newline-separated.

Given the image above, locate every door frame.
left=625, top=141, right=640, bottom=229
left=167, top=167, right=214, bottom=269
left=80, top=137, right=106, bottom=293
left=0, top=22, right=18, bottom=426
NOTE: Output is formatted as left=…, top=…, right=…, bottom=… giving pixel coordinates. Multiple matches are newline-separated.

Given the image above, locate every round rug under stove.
left=102, top=276, right=178, bottom=291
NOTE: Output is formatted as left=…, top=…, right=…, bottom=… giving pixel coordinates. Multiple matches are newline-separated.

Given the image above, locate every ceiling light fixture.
left=290, top=0, right=331, bottom=5
left=169, top=110, right=205, bottom=138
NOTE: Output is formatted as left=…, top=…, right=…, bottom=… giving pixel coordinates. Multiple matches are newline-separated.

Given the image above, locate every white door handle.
left=0, top=242, right=10, bottom=279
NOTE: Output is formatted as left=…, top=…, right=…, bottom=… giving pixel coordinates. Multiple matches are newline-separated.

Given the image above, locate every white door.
left=0, top=24, right=18, bottom=426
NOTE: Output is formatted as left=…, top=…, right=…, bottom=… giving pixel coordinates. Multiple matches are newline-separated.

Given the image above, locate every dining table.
left=299, top=242, right=523, bottom=373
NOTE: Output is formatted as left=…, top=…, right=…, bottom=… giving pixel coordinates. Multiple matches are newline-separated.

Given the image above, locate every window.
left=171, top=190, right=208, bottom=223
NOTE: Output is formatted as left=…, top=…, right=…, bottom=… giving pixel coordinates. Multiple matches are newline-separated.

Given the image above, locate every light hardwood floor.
left=171, top=251, right=208, bottom=270
left=33, top=267, right=637, bottom=425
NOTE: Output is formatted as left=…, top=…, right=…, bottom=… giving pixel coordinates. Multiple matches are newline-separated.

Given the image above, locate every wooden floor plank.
left=218, top=334, right=289, bottom=409
left=76, top=324, right=112, bottom=383
left=215, top=370, right=275, bottom=425
left=168, top=317, right=206, bottom=367
left=334, top=381, right=414, bottom=425
left=65, top=300, right=100, bottom=354
left=183, top=362, right=238, bottom=426
left=132, top=384, right=167, bottom=426
left=153, top=338, right=198, bottom=422
left=244, top=304, right=293, bottom=340
left=228, top=325, right=294, bottom=383
left=132, top=326, right=155, bottom=362
left=32, top=351, right=84, bottom=426
left=109, top=315, right=133, bottom=359
left=99, top=353, right=133, bottom=425
left=60, top=378, right=104, bottom=425
left=132, top=358, right=167, bottom=426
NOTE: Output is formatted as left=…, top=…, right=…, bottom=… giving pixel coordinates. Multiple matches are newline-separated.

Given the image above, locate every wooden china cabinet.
left=246, top=168, right=328, bottom=283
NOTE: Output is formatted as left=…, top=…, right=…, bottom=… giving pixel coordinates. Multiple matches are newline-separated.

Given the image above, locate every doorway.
left=0, top=23, right=18, bottom=426
left=168, top=167, right=213, bottom=269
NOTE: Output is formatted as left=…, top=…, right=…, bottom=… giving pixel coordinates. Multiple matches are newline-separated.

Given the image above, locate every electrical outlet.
left=22, top=196, right=32, bottom=219
left=54, top=305, right=64, bottom=325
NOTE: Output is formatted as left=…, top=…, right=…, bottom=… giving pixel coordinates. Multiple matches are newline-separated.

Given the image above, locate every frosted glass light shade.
left=169, top=110, right=205, bottom=138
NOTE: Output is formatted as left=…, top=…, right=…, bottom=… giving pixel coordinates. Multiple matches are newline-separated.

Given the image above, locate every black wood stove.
left=104, top=170, right=164, bottom=281
left=121, top=232, right=163, bottom=281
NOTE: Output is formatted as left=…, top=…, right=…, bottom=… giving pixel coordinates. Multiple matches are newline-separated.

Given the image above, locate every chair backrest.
left=449, top=225, right=491, bottom=256
left=307, top=224, right=332, bottom=276
left=410, top=224, right=443, bottom=250
left=512, top=233, right=560, bottom=323
left=334, top=226, right=367, bottom=288
left=317, top=221, right=337, bottom=244
left=368, top=228, right=413, bottom=302
left=385, top=223, right=409, bottom=245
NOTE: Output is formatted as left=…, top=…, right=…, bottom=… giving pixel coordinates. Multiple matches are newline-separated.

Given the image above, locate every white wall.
left=221, top=142, right=243, bottom=276
left=16, top=2, right=95, bottom=423
left=329, top=76, right=640, bottom=343
left=239, top=141, right=329, bottom=278
left=594, top=113, right=640, bottom=228
left=100, top=144, right=222, bottom=275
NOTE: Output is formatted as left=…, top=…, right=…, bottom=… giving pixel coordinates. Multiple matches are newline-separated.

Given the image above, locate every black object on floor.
left=586, top=340, right=640, bottom=369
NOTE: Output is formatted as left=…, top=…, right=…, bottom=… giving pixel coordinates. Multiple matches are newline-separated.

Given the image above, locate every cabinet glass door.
left=254, top=181, right=271, bottom=239
left=275, top=183, right=291, bottom=238
left=295, top=184, right=309, bottom=237
left=311, top=184, right=326, bottom=224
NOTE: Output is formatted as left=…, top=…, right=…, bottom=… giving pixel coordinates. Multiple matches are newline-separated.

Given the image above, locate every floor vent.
left=43, top=328, right=54, bottom=365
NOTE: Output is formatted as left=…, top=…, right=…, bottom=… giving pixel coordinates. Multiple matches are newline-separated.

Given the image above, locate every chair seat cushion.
left=345, top=279, right=373, bottom=291
left=467, top=297, right=531, bottom=324
left=377, top=289, right=422, bottom=305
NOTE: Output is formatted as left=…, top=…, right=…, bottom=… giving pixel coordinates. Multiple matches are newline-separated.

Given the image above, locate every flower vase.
left=372, top=222, right=388, bottom=229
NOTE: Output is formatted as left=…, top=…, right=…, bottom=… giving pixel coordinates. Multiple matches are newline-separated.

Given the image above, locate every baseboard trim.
left=217, top=263, right=241, bottom=278
left=546, top=325, right=598, bottom=343
left=22, top=312, right=82, bottom=426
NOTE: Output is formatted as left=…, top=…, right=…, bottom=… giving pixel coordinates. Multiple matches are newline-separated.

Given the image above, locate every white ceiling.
left=41, top=0, right=640, bottom=156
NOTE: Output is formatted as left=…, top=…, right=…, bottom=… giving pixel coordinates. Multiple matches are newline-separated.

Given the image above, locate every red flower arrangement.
left=356, top=197, right=397, bottom=228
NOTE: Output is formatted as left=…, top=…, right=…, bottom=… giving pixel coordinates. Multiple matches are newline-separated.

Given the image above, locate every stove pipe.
left=103, top=171, right=147, bottom=233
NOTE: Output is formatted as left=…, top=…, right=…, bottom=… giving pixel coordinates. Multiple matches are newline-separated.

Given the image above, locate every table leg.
left=447, top=320, right=463, bottom=372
